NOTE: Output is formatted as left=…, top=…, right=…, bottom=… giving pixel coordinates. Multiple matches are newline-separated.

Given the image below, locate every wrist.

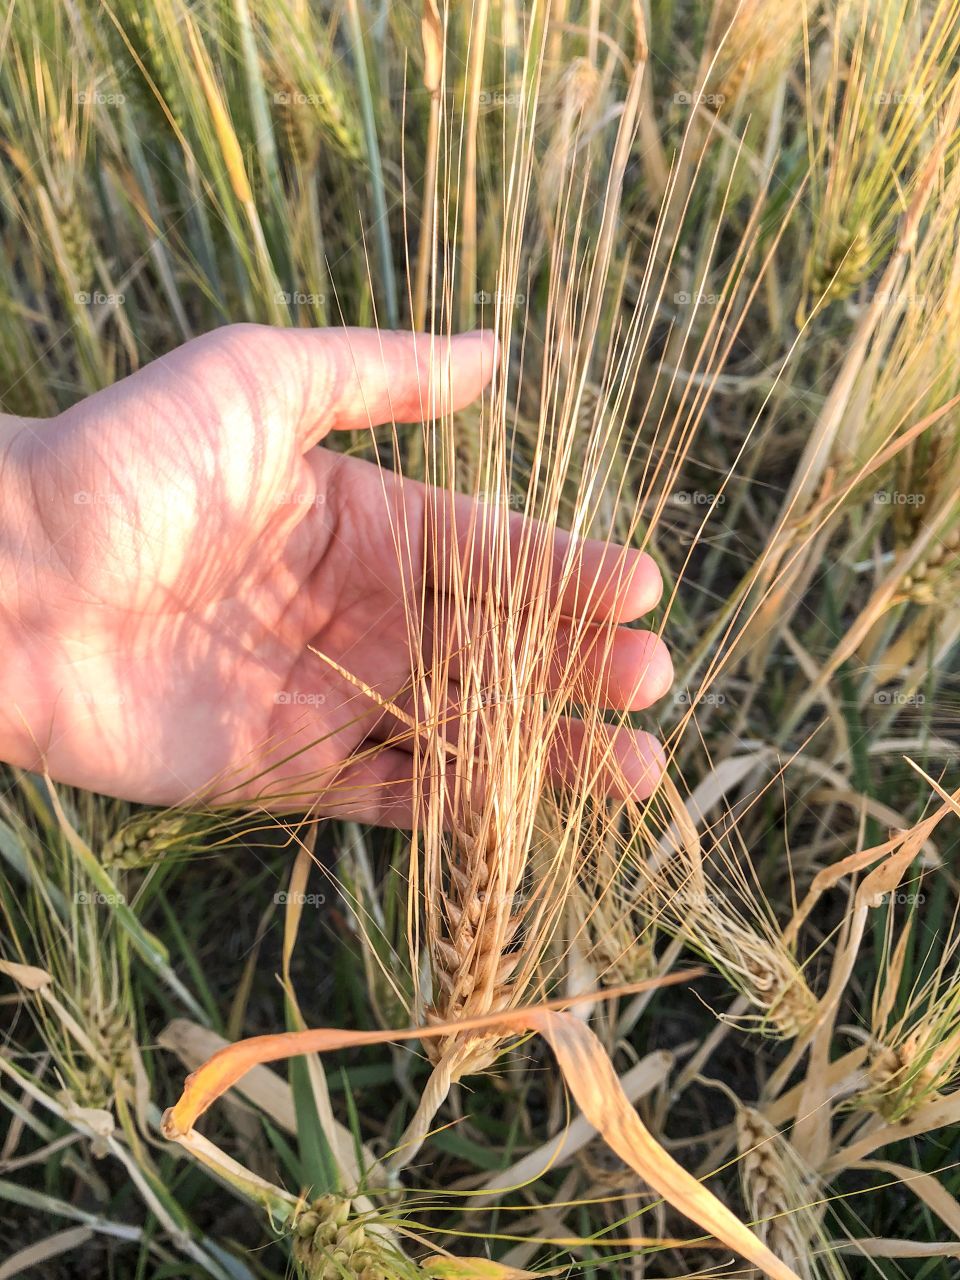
left=0, top=415, right=57, bottom=771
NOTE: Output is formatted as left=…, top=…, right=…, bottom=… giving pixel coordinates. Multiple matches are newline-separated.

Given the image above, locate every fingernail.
left=467, top=328, right=499, bottom=377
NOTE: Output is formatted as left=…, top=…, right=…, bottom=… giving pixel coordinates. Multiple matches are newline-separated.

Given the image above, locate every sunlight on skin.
left=0, top=325, right=671, bottom=823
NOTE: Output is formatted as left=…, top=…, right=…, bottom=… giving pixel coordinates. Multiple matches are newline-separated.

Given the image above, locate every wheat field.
left=1, top=1, right=960, bottom=1277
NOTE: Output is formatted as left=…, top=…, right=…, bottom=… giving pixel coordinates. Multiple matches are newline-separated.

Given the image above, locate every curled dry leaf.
left=0, top=959, right=53, bottom=991
left=783, top=785, right=959, bottom=946
left=160, top=974, right=799, bottom=1280
left=421, top=0, right=443, bottom=96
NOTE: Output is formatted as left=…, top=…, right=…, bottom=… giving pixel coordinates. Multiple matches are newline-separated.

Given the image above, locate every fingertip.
left=404, top=328, right=498, bottom=422
left=559, top=544, right=663, bottom=623
left=283, top=326, right=501, bottom=440
left=548, top=718, right=667, bottom=803
left=608, top=631, right=673, bottom=711
left=620, top=551, right=664, bottom=620
left=627, top=730, right=667, bottom=800
left=456, top=328, right=499, bottom=388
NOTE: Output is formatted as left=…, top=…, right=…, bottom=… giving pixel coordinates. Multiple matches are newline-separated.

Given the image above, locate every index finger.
left=277, top=326, right=498, bottom=446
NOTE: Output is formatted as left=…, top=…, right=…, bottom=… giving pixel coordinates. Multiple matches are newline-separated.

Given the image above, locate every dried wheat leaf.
left=475, top=1049, right=673, bottom=1201
left=0, top=960, right=52, bottom=992
left=826, top=1090, right=960, bottom=1169
left=784, top=787, right=959, bottom=946
left=853, top=1159, right=960, bottom=1237
left=765, top=1047, right=869, bottom=1128
left=0, top=1226, right=94, bottom=1280
left=161, top=978, right=798, bottom=1280
left=529, top=1011, right=800, bottom=1279
left=159, top=1016, right=375, bottom=1217
left=838, top=1239, right=960, bottom=1259
left=170, top=1128, right=298, bottom=1222
left=159, top=978, right=693, bottom=1135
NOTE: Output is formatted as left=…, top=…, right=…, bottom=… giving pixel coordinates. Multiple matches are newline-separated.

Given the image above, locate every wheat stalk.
left=382, top=0, right=821, bottom=1176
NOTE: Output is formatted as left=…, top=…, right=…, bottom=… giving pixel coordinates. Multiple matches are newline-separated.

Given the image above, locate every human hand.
left=0, top=325, right=671, bottom=823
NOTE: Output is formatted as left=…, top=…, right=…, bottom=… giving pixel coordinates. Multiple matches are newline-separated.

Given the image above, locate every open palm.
left=0, top=325, right=671, bottom=823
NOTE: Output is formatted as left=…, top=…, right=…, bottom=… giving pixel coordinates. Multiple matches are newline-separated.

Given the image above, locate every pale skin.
left=0, top=325, right=672, bottom=824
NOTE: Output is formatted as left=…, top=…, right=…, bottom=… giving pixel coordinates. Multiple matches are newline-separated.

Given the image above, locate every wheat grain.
left=855, top=911, right=960, bottom=1122
left=801, top=0, right=960, bottom=315
left=737, top=1106, right=817, bottom=1280
left=292, top=1196, right=395, bottom=1280
left=640, top=777, right=819, bottom=1039
left=707, top=0, right=810, bottom=115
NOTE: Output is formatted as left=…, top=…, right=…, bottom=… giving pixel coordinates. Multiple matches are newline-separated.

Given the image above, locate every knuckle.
left=197, top=322, right=276, bottom=360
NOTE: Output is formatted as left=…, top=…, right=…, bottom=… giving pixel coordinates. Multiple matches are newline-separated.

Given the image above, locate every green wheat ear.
left=801, top=221, right=873, bottom=318
left=102, top=807, right=228, bottom=868
left=291, top=1196, right=404, bottom=1280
